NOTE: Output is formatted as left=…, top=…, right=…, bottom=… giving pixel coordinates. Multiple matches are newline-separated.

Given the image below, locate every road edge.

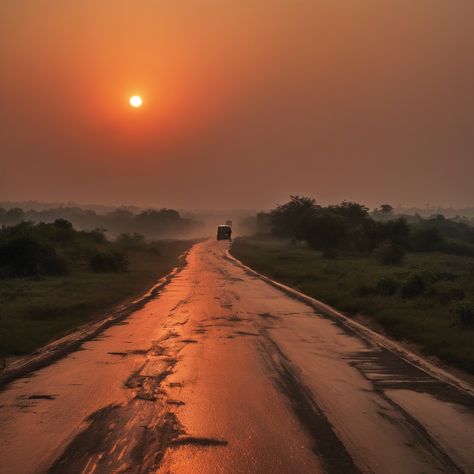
left=0, top=250, right=191, bottom=389
left=225, top=248, right=474, bottom=398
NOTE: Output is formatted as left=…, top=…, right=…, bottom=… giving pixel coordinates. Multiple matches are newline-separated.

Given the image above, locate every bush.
left=451, top=301, right=474, bottom=326
left=0, top=314, right=6, bottom=365
left=328, top=202, right=369, bottom=225
left=147, top=243, right=162, bottom=256
left=80, top=229, right=106, bottom=244
left=379, top=218, right=410, bottom=247
left=429, top=282, right=464, bottom=304
left=304, top=215, right=348, bottom=257
left=0, top=237, right=68, bottom=277
left=400, top=274, right=426, bottom=298
left=116, top=232, right=145, bottom=249
left=89, top=251, right=128, bottom=273
left=442, top=241, right=474, bottom=257
left=376, top=276, right=399, bottom=296
left=355, top=276, right=400, bottom=297
left=52, top=219, right=75, bottom=243
left=375, top=242, right=405, bottom=265
left=270, top=196, right=319, bottom=238
left=354, top=283, right=376, bottom=297
left=421, top=271, right=456, bottom=284
left=410, top=227, right=444, bottom=252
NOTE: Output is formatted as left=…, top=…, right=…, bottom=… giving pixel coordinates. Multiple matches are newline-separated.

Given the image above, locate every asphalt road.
left=0, top=240, right=473, bottom=473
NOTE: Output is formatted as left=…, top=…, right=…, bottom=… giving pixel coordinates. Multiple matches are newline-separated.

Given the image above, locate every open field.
left=0, top=241, right=193, bottom=358
left=231, top=236, right=474, bottom=373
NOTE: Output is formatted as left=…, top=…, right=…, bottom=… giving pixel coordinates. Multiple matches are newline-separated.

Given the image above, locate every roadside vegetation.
left=0, top=220, right=193, bottom=362
left=0, top=206, right=202, bottom=239
left=231, top=197, right=474, bottom=373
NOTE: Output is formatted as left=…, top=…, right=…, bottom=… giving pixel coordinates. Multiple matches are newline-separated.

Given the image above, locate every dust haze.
left=1, top=0, right=473, bottom=210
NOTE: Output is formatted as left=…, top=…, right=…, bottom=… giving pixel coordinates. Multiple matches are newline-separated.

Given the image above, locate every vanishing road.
left=0, top=241, right=473, bottom=473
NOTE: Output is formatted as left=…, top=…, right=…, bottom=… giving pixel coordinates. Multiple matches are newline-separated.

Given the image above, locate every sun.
left=129, top=95, right=142, bottom=108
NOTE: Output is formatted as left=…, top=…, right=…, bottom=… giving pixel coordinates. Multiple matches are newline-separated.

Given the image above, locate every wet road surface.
left=0, top=240, right=473, bottom=473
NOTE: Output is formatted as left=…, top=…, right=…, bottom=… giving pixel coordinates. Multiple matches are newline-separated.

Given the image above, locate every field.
left=0, top=241, right=193, bottom=358
left=231, top=236, right=474, bottom=373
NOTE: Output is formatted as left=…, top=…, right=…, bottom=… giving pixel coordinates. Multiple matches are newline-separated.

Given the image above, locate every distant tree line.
left=0, top=206, right=202, bottom=238
left=254, top=196, right=474, bottom=263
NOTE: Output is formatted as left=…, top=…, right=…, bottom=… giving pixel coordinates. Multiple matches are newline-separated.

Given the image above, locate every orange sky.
left=1, top=0, right=474, bottom=209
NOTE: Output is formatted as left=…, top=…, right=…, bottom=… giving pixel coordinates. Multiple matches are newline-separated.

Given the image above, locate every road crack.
left=47, top=322, right=226, bottom=473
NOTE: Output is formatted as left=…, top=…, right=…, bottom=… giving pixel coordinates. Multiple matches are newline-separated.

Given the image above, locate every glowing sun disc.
left=129, top=95, right=142, bottom=108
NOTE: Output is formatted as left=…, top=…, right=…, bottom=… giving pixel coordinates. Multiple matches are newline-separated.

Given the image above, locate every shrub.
left=0, top=314, right=6, bottom=365
left=400, top=274, right=426, bottom=298
left=356, top=276, right=400, bottom=297
left=52, top=219, right=75, bottom=243
left=379, top=218, right=410, bottom=247
left=429, top=282, right=464, bottom=304
left=0, top=237, right=68, bottom=277
left=442, top=241, right=474, bottom=257
left=147, top=243, right=162, bottom=256
left=270, top=196, right=319, bottom=238
left=354, top=283, right=377, bottom=297
left=375, top=242, right=405, bottom=265
left=422, top=271, right=456, bottom=284
left=80, top=229, right=106, bottom=244
left=451, top=301, right=474, bottom=326
left=304, top=215, right=348, bottom=257
left=410, top=227, right=444, bottom=252
left=328, top=201, right=369, bottom=225
left=376, top=276, right=399, bottom=296
left=116, top=232, right=146, bottom=249
left=89, top=251, right=128, bottom=273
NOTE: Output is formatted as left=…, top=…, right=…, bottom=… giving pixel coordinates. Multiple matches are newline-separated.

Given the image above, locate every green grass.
left=0, top=241, right=193, bottom=357
left=231, top=236, right=474, bottom=373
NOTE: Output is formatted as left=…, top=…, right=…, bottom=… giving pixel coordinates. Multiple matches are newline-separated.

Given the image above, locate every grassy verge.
left=231, top=236, right=474, bottom=373
left=0, top=240, right=193, bottom=358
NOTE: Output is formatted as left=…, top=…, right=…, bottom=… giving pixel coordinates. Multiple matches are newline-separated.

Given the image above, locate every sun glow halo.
left=129, top=95, right=142, bottom=108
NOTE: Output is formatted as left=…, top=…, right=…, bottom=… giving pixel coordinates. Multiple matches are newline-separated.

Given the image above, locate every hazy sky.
left=1, top=0, right=473, bottom=210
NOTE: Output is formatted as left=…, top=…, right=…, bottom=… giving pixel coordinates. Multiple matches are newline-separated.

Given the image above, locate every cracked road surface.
left=0, top=240, right=473, bottom=473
